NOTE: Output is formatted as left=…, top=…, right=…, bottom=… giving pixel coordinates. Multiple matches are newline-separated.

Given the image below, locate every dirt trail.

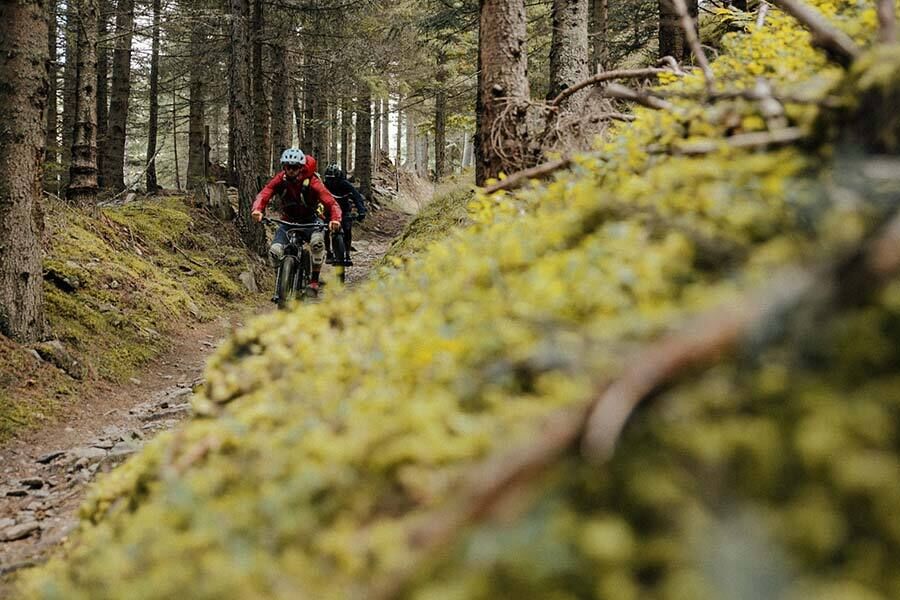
left=0, top=212, right=409, bottom=594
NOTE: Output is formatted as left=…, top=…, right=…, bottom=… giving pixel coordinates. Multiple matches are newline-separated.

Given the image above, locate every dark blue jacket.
left=323, top=176, right=366, bottom=220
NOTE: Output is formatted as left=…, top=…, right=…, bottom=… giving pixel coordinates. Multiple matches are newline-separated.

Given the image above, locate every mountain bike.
left=263, top=217, right=345, bottom=308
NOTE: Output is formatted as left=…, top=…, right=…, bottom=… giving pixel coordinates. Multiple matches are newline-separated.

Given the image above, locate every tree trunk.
left=590, top=0, right=608, bottom=72
left=329, top=101, right=338, bottom=165
left=231, top=0, right=266, bottom=254
left=145, top=0, right=160, bottom=193
left=341, top=96, right=352, bottom=169
left=293, top=88, right=303, bottom=148
left=66, top=0, right=99, bottom=205
left=172, top=89, right=181, bottom=191
left=186, top=23, right=206, bottom=193
left=406, top=113, right=416, bottom=170
left=0, top=0, right=49, bottom=342
left=45, top=0, right=59, bottom=192
left=61, top=0, right=78, bottom=189
left=477, top=0, right=530, bottom=185
left=395, top=95, right=403, bottom=166
left=434, top=51, right=448, bottom=181
left=101, top=0, right=133, bottom=192
left=269, top=36, right=290, bottom=172
left=549, top=0, right=590, bottom=107
left=659, top=0, right=683, bottom=61
left=95, top=0, right=109, bottom=188
left=381, top=97, right=390, bottom=157
left=373, top=97, right=381, bottom=169
left=251, top=0, right=269, bottom=176
left=354, top=81, right=372, bottom=201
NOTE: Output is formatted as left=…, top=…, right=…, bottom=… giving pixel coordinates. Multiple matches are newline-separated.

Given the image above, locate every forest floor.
left=0, top=204, right=412, bottom=596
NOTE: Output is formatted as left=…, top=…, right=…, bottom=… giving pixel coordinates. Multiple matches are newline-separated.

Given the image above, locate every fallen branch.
left=481, top=157, right=573, bottom=194
left=601, top=83, right=674, bottom=110
left=767, top=0, right=860, bottom=66
left=550, top=68, right=675, bottom=107
left=658, top=55, right=686, bottom=75
left=878, top=0, right=897, bottom=43
left=669, top=127, right=805, bottom=155
left=672, top=0, right=715, bottom=92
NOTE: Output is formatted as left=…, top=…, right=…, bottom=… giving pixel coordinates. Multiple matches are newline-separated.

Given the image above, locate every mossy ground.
left=17, top=2, right=900, bottom=598
left=0, top=196, right=266, bottom=444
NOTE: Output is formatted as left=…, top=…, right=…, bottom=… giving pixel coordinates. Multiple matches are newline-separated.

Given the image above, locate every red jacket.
left=252, top=157, right=342, bottom=223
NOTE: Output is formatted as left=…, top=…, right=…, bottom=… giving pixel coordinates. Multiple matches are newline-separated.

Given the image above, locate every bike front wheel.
left=277, top=255, right=300, bottom=309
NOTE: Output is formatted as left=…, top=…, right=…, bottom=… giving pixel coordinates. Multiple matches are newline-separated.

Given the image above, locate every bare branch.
left=671, top=0, right=715, bottom=92
left=601, top=83, right=674, bottom=110
left=878, top=0, right=897, bottom=43
left=481, top=157, right=573, bottom=194
left=669, top=127, right=806, bottom=155
left=550, top=68, right=676, bottom=107
left=658, top=55, right=685, bottom=75
left=767, top=0, right=860, bottom=65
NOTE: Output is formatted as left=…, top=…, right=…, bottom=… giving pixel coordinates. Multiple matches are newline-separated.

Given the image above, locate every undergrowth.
left=0, top=196, right=264, bottom=443
left=18, top=2, right=900, bottom=598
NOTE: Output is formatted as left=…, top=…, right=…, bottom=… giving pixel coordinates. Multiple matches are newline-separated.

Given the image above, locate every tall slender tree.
left=476, top=0, right=529, bottom=184
left=0, top=0, right=49, bottom=342
left=549, top=0, right=590, bottom=107
left=96, top=0, right=110, bottom=187
left=145, top=0, right=161, bottom=193
left=60, top=0, right=78, bottom=189
left=187, top=20, right=207, bottom=192
left=231, top=0, right=266, bottom=253
left=45, top=0, right=59, bottom=192
left=251, top=0, right=270, bottom=175
left=434, top=50, right=448, bottom=180
left=67, top=0, right=100, bottom=204
left=354, top=80, right=372, bottom=200
left=269, top=27, right=291, bottom=172
left=101, top=0, right=134, bottom=192
left=590, top=0, right=608, bottom=72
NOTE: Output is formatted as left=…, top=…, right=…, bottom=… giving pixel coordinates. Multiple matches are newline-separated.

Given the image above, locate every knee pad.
left=310, top=232, right=325, bottom=266
left=269, top=242, right=285, bottom=261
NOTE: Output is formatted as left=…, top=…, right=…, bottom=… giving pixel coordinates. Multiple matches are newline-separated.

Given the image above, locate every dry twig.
left=601, top=83, right=674, bottom=110
left=550, top=68, right=676, bottom=107
left=481, top=157, right=573, bottom=194
left=670, top=127, right=805, bottom=155
left=671, top=0, right=715, bottom=91
left=767, top=0, right=860, bottom=65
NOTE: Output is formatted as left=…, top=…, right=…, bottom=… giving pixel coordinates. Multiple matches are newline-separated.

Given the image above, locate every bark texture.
left=659, top=0, right=697, bottom=62
left=230, top=0, right=266, bottom=253
left=101, top=0, right=133, bottom=192
left=145, top=0, right=160, bottom=192
left=0, top=0, right=49, bottom=342
left=373, top=97, right=382, bottom=167
left=186, top=22, right=207, bottom=192
left=45, top=0, right=59, bottom=192
left=590, top=0, right=608, bottom=72
left=549, top=0, right=590, bottom=107
left=61, top=0, right=77, bottom=189
left=269, top=34, right=290, bottom=173
left=66, top=0, right=99, bottom=204
left=354, top=81, right=373, bottom=200
left=95, top=0, right=109, bottom=187
left=341, top=96, right=352, bottom=170
left=434, top=52, right=448, bottom=181
left=477, top=0, right=530, bottom=184
left=381, top=97, right=390, bottom=157
left=251, top=0, right=270, bottom=176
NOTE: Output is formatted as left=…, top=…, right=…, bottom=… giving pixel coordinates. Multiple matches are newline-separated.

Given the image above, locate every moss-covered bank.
left=0, top=196, right=265, bottom=443
left=17, top=2, right=900, bottom=598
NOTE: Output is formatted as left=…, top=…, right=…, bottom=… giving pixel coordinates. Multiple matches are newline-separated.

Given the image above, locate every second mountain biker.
left=251, top=148, right=342, bottom=292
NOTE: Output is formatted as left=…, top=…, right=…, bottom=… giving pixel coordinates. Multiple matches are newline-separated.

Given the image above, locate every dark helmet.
left=324, top=164, right=344, bottom=179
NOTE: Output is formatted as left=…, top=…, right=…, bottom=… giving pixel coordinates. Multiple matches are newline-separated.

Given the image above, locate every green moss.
left=17, top=0, right=900, bottom=597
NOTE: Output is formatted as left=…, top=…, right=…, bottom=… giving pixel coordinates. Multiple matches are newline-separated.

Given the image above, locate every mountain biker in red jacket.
left=251, top=148, right=342, bottom=290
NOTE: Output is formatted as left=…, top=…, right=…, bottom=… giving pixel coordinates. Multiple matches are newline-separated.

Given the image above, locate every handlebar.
left=262, top=217, right=329, bottom=230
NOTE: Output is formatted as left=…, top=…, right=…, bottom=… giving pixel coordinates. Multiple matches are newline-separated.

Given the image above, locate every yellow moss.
left=17, top=1, right=900, bottom=598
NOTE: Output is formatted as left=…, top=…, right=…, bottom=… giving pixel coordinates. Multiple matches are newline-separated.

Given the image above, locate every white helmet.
left=280, top=148, right=306, bottom=167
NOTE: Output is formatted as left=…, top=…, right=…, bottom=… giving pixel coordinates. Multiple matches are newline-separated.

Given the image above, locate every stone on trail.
left=0, top=521, right=40, bottom=543
left=239, top=271, right=259, bottom=293
left=36, top=451, right=65, bottom=464
left=19, top=478, right=44, bottom=489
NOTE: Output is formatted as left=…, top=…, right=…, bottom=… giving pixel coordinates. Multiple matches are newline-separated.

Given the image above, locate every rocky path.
left=0, top=210, right=410, bottom=595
